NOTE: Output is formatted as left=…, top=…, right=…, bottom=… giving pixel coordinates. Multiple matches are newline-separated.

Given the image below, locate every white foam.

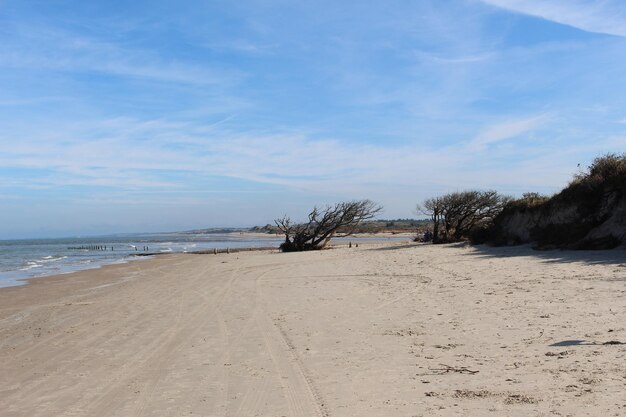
left=40, top=255, right=67, bottom=263
left=20, top=262, right=42, bottom=271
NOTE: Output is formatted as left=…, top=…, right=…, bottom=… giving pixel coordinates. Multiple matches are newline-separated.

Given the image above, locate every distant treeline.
left=251, top=219, right=430, bottom=235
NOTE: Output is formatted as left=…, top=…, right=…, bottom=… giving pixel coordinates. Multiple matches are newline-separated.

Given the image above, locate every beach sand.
left=1, top=242, right=625, bottom=416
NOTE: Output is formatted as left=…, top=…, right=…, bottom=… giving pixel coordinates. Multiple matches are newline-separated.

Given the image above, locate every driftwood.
left=425, top=364, right=479, bottom=375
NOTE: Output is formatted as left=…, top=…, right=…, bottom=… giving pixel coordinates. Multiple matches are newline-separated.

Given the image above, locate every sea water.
left=0, top=233, right=284, bottom=288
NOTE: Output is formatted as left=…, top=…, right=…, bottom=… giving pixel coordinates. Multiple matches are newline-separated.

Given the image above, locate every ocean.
left=0, top=232, right=284, bottom=288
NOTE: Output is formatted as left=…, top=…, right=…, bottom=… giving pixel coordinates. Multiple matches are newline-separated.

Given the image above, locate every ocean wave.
left=40, top=255, right=68, bottom=263
left=20, top=262, right=43, bottom=271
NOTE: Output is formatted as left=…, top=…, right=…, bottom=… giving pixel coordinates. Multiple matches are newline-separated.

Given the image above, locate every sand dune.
left=1, top=242, right=625, bottom=416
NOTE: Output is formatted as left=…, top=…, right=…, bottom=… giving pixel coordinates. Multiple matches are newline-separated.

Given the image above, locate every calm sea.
left=0, top=232, right=284, bottom=288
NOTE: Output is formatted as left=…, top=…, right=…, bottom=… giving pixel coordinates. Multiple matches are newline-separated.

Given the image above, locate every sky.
left=1, top=0, right=626, bottom=238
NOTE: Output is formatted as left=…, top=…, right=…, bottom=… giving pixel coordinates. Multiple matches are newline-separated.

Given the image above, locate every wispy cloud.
left=481, top=0, right=626, bottom=37
left=0, top=112, right=589, bottom=200
left=0, top=25, right=243, bottom=85
left=467, top=114, right=549, bottom=151
left=0, top=96, right=74, bottom=106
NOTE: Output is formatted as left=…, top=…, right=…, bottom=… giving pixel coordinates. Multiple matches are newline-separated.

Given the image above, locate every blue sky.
left=1, top=0, right=626, bottom=238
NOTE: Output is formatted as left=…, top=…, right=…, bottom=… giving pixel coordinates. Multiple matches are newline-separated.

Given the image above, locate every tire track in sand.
left=254, top=264, right=330, bottom=417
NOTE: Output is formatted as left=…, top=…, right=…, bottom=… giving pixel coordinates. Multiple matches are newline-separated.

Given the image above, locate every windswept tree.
left=275, top=200, right=383, bottom=252
left=419, top=190, right=510, bottom=243
left=419, top=196, right=444, bottom=242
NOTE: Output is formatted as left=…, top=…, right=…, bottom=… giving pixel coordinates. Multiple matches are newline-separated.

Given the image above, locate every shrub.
left=419, top=190, right=511, bottom=243
left=488, top=153, right=626, bottom=249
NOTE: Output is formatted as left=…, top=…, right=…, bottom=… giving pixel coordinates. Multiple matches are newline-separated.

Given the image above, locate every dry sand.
left=1, top=242, right=625, bottom=416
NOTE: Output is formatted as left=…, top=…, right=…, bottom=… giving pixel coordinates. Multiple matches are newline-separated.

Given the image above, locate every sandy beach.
left=1, top=242, right=625, bottom=416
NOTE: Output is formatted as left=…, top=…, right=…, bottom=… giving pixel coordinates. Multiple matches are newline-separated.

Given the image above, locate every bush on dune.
left=488, top=153, right=626, bottom=249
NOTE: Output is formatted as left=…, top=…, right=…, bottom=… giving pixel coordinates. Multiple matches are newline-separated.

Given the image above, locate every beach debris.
left=504, top=394, right=540, bottom=404
left=425, top=364, right=479, bottom=375
left=383, top=328, right=421, bottom=337
left=545, top=351, right=571, bottom=357
left=602, top=340, right=624, bottom=345
left=523, top=329, right=544, bottom=343
left=453, top=389, right=492, bottom=399
left=433, top=343, right=460, bottom=350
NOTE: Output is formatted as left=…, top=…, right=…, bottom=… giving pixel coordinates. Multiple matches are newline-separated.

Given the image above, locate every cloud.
left=467, top=114, right=549, bottom=151
left=0, top=25, right=242, bottom=85
left=0, top=112, right=573, bottom=201
left=413, top=50, right=494, bottom=65
left=480, top=0, right=626, bottom=38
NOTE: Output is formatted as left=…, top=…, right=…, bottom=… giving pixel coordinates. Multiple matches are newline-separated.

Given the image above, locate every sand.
left=1, top=242, right=625, bottom=416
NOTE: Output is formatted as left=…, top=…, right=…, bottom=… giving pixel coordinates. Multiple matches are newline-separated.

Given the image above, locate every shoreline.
left=0, top=231, right=286, bottom=289
left=0, top=252, right=153, bottom=290
left=0, top=233, right=414, bottom=290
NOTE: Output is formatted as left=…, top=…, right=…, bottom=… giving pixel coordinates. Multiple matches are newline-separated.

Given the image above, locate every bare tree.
left=419, top=191, right=510, bottom=243
left=275, top=200, right=383, bottom=251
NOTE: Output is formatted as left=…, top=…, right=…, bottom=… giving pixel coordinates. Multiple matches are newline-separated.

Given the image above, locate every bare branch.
left=274, top=200, right=383, bottom=251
